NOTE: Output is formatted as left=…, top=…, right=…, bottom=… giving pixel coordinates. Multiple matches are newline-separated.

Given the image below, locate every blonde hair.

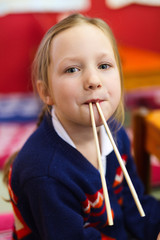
left=32, top=13, right=124, bottom=125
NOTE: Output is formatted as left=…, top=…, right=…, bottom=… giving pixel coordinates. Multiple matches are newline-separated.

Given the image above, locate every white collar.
left=99, top=123, right=113, bottom=157
left=51, top=107, right=75, bottom=149
left=51, top=107, right=113, bottom=172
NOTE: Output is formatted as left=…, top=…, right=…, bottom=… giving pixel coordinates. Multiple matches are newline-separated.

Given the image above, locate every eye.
left=98, top=64, right=110, bottom=70
left=66, top=67, right=79, bottom=73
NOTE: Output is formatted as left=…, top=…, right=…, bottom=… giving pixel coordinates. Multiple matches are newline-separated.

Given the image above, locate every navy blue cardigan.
left=9, top=114, right=160, bottom=240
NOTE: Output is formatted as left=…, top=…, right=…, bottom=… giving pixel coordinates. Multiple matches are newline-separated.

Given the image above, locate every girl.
left=8, top=14, right=160, bottom=240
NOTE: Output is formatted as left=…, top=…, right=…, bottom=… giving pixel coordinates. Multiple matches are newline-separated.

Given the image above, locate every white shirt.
left=51, top=108, right=113, bottom=175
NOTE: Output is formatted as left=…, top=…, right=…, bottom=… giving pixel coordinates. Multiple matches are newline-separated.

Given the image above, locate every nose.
left=83, top=70, right=102, bottom=91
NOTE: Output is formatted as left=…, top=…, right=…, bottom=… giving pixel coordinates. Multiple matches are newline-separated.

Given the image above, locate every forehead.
left=50, top=23, right=114, bottom=58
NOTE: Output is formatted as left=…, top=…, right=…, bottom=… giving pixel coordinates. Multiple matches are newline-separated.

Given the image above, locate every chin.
left=94, top=117, right=104, bottom=127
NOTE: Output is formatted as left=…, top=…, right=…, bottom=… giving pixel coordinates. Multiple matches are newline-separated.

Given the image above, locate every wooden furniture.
left=132, top=108, right=160, bottom=193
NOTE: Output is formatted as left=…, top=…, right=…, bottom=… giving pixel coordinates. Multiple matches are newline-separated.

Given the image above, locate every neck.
left=61, top=121, right=101, bottom=169
left=60, top=119, right=100, bottom=145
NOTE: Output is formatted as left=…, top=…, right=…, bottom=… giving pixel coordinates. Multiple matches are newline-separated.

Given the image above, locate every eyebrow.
left=97, top=52, right=115, bottom=60
left=57, top=50, right=115, bottom=69
left=59, top=56, right=82, bottom=64
left=60, top=52, right=114, bottom=62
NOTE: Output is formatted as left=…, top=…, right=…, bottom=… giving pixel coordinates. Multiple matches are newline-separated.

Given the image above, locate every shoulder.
left=117, top=126, right=130, bottom=146
left=109, top=121, right=131, bottom=150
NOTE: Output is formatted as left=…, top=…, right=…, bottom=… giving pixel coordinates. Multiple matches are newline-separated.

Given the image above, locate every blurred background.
left=0, top=0, right=160, bottom=238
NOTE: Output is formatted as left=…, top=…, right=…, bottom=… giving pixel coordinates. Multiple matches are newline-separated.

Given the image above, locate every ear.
left=36, top=80, right=54, bottom=105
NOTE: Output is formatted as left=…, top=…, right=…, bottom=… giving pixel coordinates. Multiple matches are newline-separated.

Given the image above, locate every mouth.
left=84, top=99, right=104, bottom=105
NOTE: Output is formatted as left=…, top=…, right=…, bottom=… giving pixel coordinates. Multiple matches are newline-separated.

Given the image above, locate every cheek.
left=115, top=82, right=121, bottom=101
left=53, top=82, right=77, bottom=105
left=108, top=77, right=121, bottom=108
left=109, top=76, right=121, bottom=97
left=115, top=86, right=121, bottom=107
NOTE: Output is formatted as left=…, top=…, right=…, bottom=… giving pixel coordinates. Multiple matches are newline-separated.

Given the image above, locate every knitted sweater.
left=9, top=114, right=160, bottom=240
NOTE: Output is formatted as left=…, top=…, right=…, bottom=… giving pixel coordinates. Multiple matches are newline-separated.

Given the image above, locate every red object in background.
left=0, top=14, right=48, bottom=93
left=88, top=0, right=160, bottom=52
left=0, top=213, right=14, bottom=231
left=0, top=213, right=14, bottom=240
left=0, top=0, right=160, bottom=93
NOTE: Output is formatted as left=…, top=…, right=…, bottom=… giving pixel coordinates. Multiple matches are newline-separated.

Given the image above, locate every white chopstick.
left=89, top=103, right=113, bottom=225
left=96, top=102, right=145, bottom=217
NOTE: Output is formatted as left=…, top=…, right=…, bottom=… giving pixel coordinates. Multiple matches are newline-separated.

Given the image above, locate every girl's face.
left=48, top=24, right=121, bottom=131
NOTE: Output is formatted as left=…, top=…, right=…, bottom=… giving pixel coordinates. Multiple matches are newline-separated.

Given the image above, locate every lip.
left=84, top=99, right=104, bottom=104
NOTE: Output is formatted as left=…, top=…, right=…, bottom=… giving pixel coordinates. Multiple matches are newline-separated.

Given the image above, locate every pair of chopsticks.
left=89, top=102, right=145, bottom=226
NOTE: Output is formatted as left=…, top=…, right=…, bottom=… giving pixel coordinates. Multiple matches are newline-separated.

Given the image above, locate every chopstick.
left=89, top=103, right=113, bottom=225
left=95, top=102, right=145, bottom=217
